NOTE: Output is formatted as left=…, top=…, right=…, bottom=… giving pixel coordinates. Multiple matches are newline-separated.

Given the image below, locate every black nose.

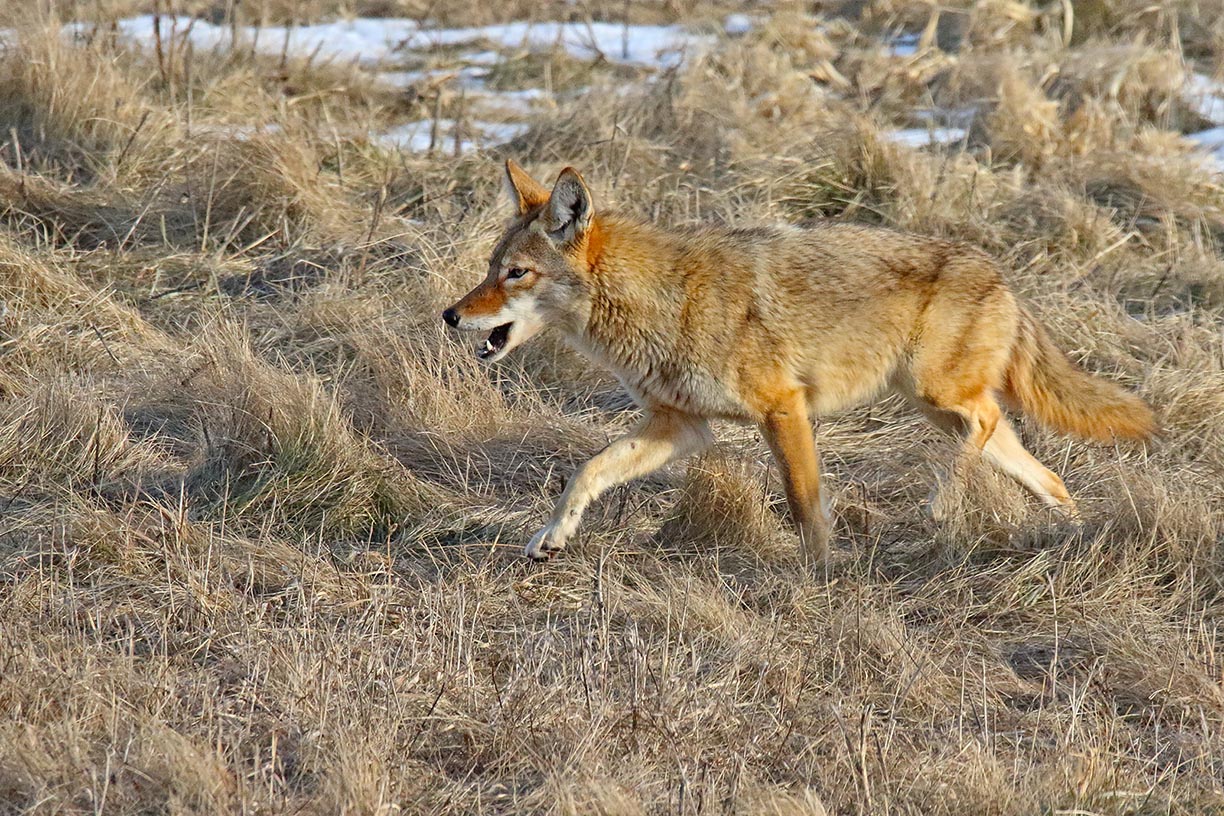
left=442, top=308, right=459, bottom=328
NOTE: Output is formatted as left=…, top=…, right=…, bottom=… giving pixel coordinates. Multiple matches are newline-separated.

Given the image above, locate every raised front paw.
left=524, top=525, right=568, bottom=561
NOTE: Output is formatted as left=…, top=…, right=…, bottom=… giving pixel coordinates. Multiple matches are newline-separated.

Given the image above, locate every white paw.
left=524, top=525, right=568, bottom=561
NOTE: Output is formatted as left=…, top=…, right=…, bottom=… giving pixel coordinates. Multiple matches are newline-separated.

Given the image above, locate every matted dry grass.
left=1, top=1, right=1223, bottom=814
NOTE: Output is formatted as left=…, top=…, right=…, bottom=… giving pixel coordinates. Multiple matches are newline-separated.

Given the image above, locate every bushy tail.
left=1003, top=308, right=1156, bottom=442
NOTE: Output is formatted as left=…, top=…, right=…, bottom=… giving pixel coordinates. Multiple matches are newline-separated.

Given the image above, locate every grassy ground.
left=1, top=1, right=1223, bottom=813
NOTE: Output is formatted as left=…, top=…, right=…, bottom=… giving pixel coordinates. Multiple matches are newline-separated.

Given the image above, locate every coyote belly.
left=442, top=160, right=1157, bottom=564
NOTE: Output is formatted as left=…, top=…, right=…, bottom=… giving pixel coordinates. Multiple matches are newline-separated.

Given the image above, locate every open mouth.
left=477, top=323, right=513, bottom=359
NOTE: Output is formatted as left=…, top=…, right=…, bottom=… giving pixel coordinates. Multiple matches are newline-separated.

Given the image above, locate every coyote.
left=442, top=160, right=1156, bottom=563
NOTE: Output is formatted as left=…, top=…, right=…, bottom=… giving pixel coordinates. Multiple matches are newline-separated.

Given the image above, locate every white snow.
left=494, top=88, right=550, bottom=102
left=401, top=20, right=709, bottom=67
left=68, top=15, right=416, bottom=65
left=1187, top=126, right=1224, bottom=172
left=480, top=120, right=531, bottom=143
left=473, top=87, right=552, bottom=116
left=724, top=14, right=753, bottom=37
left=379, top=120, right=461, bottom=152
left=889, top=33, right=919, bottom=57
left=885, top=127, right=966, bottom=147
left=1187, top=126, right=1224, bottom=150
left=1182, top=74, right=1224, bottom=173
left=377, top=119, right=528, bottom=153
left=1185, top=73, right=1224, bottom=122
left=55, top=14, right=710, bottom=155
left=464, top=51, right=503, bottom=66
left=66, top=15, right=711, bottom=70
left=378, top=69, right=439, bottom=88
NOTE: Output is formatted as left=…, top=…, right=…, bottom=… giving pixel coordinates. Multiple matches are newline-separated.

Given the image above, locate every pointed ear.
left=503, top=159, right=549, bottom=215
left=546, top=167, right=593, bottom=243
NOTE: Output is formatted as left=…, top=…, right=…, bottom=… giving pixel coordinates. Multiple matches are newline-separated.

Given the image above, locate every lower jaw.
left=476, top=339, right=514, bottom=362
left=476, top=322, right=514, bottom=361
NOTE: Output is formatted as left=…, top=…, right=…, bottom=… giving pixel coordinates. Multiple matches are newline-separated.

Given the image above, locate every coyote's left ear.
left=546, top=167, right=593, bottom=243
left=503, top=159, right=550, bottom=215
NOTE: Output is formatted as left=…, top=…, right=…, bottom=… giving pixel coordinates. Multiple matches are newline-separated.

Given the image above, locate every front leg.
left=759, top=391, right=831, bottom=565
left=526, top=409, right=713, bottom=560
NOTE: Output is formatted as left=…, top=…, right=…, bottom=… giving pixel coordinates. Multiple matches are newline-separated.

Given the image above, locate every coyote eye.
left=506, top=267, right=530, bottom=280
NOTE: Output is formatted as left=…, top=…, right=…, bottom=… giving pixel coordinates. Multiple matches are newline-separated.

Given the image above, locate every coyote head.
left=442, top=160, right=596, bottom=362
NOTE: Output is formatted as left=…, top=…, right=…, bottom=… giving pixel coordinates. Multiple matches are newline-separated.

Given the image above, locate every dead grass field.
left=0, top=1, right=1222, bottom=813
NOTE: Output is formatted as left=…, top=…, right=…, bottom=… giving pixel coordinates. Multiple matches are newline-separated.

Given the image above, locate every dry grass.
left=1, top=2, right=1223, bottom=814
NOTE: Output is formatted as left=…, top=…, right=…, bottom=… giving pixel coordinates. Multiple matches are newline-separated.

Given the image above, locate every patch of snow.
left=67, top=15, right=418, bottom=65
left=724, top=14, right=753, bottom=37
left=379, top=119, right=459, bottom=152
left=479, top=120, right=531, bottom=143
left=1182, top=75, right=1224, bottom=172
left=1186, top=127, right=1224, bottom=173
left=494, top=88, right=549, bottom=102
left=400, top=21, right=709, bottom=68
left=376, top=71, right=551, bottom=119
left=1187, top=126, right=1224, bottom=150
left=464, top=50, right=502, bottom=65
left=885, top=127, right=966, bottom=147
left=64, top=15, right=711, bottom=70
left=889, top=33, right=919, bottom=57
left=377, top=119, right=528, bottom=153
left=472, top=88, right=551, bottom=116
left=1185, top=73, right=1224, bottom=122
left=378, top=69, right=432, bottom=88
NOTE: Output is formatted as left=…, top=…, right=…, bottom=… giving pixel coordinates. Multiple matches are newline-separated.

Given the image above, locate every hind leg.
left=982, top=418, right=1079, bottom=519
left=910, top=390, right=1002, bottom=517
left=901, top=275, right=1080, bottom=518
left=912, top=394, right=1079, bottom=519
left=905, top=369, right=1003, bottom=451
left=901, top=290, right=1013, bottom=512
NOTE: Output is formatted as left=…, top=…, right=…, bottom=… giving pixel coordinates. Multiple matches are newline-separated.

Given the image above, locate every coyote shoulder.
left=443, top=160, right=1156, bottom=563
